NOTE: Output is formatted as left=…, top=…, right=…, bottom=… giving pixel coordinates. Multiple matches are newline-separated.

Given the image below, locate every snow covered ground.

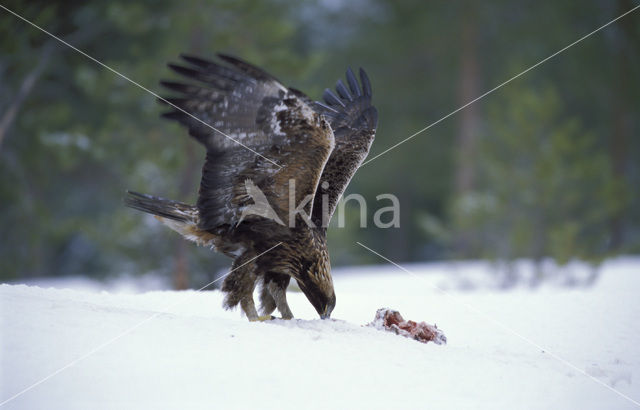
left=2, top=258, right=640, bottom=409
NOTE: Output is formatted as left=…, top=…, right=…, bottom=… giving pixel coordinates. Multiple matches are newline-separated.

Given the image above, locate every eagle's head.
left=296, top=253, right=335, bottom=319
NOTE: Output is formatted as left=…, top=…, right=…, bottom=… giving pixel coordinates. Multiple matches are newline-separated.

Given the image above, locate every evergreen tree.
left=453, top=83, right=626, bottom=283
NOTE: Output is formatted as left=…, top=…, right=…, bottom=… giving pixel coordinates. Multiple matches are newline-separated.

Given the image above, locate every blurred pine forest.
left=1, top=0, right=639, bottom=286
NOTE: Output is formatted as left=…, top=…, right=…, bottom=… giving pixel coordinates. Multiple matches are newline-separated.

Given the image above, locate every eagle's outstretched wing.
left=161, top=54, right=334, bottom=232
left=312, top=68, right=378, bottom=227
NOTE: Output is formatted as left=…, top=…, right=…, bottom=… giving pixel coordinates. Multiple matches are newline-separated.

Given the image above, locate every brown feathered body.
left=125, top=54, right=377, bottom=320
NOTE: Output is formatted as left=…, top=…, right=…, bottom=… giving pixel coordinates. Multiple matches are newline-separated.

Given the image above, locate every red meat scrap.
left=367, top=308, right=447, bottom=345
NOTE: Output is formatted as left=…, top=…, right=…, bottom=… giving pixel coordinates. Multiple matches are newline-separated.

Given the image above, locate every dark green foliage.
left=453, top=84, right=627, bottom=268
left=1, top=0, right=639, bottom=284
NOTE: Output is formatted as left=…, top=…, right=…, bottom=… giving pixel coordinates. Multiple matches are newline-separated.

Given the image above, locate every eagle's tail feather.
left=125, top=191, right=219, bottom=247
left=124, top=191, right=196, bottom=223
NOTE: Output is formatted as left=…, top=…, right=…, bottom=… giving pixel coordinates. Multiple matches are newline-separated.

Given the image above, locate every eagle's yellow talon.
left=250, top=315, right=275, bottom=322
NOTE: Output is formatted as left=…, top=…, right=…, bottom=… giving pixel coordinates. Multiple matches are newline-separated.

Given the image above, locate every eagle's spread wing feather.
left=161, top=54, right=334, bottom=232
left=161, top=54, right=288, bottom=150
left=312, top=68, right=378, bottom=227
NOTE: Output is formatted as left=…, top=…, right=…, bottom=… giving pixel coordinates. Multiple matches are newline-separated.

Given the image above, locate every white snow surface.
left=2, top=258, right=640, bottom=409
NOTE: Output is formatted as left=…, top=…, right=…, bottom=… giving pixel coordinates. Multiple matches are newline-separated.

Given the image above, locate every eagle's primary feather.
left=125, top=53, right=377, bottom=320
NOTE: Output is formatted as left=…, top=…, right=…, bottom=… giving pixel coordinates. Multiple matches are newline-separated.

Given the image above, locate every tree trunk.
left=455, top=22, right=480, bottom=195
left=454, top=5, right=481, bottom=256
left=0, top=42, right=55, bottom=150
left=608, top=0, right=634, bottom=250
left=171, top=27, right=205, bottom=290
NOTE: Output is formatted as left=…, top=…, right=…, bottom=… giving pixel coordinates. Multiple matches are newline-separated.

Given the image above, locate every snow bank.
left=1, top=258, right=639, bottom=409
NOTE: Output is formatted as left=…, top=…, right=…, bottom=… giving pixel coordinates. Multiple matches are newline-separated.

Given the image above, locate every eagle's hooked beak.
left=320, top=306, right=331, bottom=320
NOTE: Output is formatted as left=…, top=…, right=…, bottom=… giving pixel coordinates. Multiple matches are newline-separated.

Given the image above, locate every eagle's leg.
left=260, top=272, right=293, bottom=320
left=259, top=278, right=277, bottom=317
left=269, top=280, right=293, bottom=319
left=222, top=252, right=264, bottom=321
left=240, top=298, right=260, bottom=321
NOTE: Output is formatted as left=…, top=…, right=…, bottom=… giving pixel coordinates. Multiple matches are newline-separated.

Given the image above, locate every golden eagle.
left=125, top=54, right=377, bottom=320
